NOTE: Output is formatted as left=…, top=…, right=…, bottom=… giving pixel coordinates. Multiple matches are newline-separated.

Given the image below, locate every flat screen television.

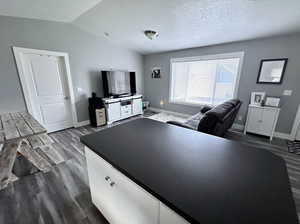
left=102, top=70, right=136, bottom=98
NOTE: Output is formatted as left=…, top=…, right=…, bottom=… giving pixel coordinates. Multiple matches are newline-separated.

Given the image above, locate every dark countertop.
left=81, top=118, right=298, bottom=224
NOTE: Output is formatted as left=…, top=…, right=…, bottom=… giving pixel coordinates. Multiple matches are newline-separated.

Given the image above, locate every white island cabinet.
left=85, top=147, right=190, bottom=224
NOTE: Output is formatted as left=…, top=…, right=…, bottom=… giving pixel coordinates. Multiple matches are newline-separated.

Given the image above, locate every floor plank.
left=0, top=113, right=299, bottom=223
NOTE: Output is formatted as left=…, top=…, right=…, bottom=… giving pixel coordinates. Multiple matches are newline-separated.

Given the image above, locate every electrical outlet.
left=283, top=90, right=292, bottom=96
left=238, top=115, right=243, bottom=121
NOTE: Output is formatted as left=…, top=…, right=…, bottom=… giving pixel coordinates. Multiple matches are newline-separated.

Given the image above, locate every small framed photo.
left=257, top=58, right=288, bottom=84
left=151, top=67, right=161, bottom=79
left=265, top=96, right=281, bottom=107
left=250, top=92, right=266, bottom=106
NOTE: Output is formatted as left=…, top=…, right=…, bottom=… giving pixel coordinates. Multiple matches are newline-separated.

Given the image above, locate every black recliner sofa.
left=167, top=99, right=242, bottom=137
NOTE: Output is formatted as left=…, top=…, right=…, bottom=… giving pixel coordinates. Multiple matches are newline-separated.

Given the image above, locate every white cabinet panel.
left=261, top=109, right=277, bottom=136
left=85, top=147, right=159, bottom=224
left=133, top=98, right=143, bottom=115
left=160, top=203, right=190, bottom=224
left=85, top=147, right=116, bottom=224
left=110, top=164, right=159, bottom=224
left=107, top=102, right=121, bottom=122
left=246, top=107, right=263, bottom=134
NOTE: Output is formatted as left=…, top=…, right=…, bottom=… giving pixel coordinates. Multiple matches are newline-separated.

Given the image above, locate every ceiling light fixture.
left=144, top=30, right=159, bottom=40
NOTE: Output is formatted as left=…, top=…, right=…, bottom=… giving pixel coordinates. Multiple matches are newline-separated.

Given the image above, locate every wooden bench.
left=0, top=112, right=64, bottom=190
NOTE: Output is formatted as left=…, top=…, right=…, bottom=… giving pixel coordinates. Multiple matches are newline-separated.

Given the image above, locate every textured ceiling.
left=73, top=0, right=300, bottom=54
left=1, top=0, right=300, bottom=53
left=0, top=0, right=102, bottom=22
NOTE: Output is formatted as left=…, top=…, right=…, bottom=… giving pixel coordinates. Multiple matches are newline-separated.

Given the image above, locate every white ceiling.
left=1, top=0, right=300, bottom=54
left=73, top=0, right=300, bottom=54
left=0, top=0, right=102, bottom=22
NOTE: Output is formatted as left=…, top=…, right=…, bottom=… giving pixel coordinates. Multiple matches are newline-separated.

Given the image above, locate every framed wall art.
left=257, top=58, right=288, bottom=84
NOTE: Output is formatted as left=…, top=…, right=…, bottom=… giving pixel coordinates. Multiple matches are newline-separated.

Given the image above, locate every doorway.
left=13, top=47, right=77, bottom=133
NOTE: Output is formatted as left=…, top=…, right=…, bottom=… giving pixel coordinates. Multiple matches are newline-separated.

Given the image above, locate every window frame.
left=169, top=51, right=244, bottom=107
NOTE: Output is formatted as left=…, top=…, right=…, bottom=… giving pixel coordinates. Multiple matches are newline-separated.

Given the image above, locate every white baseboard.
left=231, top=123, right=292, bottom=140
left=274, top=132, right=293, bottom=141
left=75, top=120, right=90, bottom=128
left=148, top=107, right=191, bottom=118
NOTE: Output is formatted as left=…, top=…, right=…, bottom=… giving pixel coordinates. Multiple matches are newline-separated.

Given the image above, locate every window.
left=169, top=52, right=243, bottom=106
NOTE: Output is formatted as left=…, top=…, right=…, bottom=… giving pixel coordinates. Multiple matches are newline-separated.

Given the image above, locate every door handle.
left=105, top=176, right=111, bottom=181
left=64, top=96, right=70, bottom=100
left=110, top=182, right=116, bottom=187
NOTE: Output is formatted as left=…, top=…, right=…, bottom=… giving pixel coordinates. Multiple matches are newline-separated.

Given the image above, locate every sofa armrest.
left=200, top=105, right=213, bottom=113
left=166, top=121, right=194, bottom=130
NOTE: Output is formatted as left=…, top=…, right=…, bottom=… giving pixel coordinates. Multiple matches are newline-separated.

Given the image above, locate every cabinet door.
left=85, top=147, right=159, bottom=224
left=133, top=98, right=143, bottom=115
left=246, top=107, right=263, bottom=134
left=110, top=165, right=159, bottom=224
left=121, top=105, right=132, bottom=118
left=107, top=102, right=121, bottom=122
left=160, top=203, right=190, bottom=224
left=260, top=109, right=277, bottom=136
left=85, top=147, right=116, bottom=223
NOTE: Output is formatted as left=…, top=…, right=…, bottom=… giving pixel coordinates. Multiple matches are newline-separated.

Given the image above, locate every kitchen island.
left=81, top=118, right=298, bottom=224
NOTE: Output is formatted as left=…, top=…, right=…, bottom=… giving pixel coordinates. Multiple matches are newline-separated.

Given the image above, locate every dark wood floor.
left=0, top=115, right=299, bottom=223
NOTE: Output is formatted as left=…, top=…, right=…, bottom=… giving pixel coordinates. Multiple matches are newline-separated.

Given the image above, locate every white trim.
left=75, top=120, right=90, bottom=128
left=169, top=51, right=244, bottom=107
left=232, top=123, right=292, bottom=140
left=273, top=132, right=293, bottom=141
left=148, top=107, right=190, bottom=118
left=170, top=52, right=245, bottom=63
left=290, top=104, right=300, bottom=141
left=12, top=46, right=78, bottom=127
left=168, top=100, right=211, bottom=108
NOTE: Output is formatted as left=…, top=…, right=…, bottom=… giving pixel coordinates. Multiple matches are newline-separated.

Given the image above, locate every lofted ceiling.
left=1, top=0, right=300, bottom=54
left=73, top=0, right=300, bottom=54
left=0, top=0, right=102, bottom=22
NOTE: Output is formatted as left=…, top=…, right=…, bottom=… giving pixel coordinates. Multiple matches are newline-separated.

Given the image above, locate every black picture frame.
left=256, top=58, right=288, bottom=84
left=151, top=68, right=161, bottom=79
left=264, top=96, right=281, bottom=107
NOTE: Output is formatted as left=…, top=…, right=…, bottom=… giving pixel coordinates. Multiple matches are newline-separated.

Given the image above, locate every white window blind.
left=170, top=52, right=243, bottom=106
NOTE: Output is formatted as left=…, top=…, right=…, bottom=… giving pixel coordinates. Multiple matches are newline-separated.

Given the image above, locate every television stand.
left=102, top=94, right=143, bottom=124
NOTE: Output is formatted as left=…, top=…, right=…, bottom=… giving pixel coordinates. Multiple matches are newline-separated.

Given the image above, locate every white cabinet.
left=160, top=203, right=190, bottom=224
left=244, top=105, right=280, bottom=140
left=106, top=102, right=121, bottom=122
left=103, top=95, right=143, bottom=124
left=85, top=146, right=191, bottom=224
left=85, top=147, right=117, bottom=222
left=133, top=98, right=143, bottom=115
left=85, top=147, right=159, bottom=224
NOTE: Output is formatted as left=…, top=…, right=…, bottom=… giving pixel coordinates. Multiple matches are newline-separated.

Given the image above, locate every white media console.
left=102, top=94, right=143, bottom=124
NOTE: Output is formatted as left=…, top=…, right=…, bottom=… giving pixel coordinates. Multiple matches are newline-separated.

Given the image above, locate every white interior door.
left=20, top=53, right=73, bottom=132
